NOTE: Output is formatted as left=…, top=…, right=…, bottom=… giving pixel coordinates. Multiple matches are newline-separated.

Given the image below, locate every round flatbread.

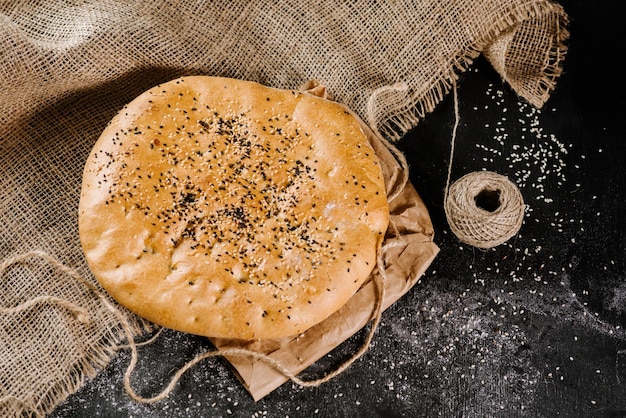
left=79, top=76, right=389, bottom=340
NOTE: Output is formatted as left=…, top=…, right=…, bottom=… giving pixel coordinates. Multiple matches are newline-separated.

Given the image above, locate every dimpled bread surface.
left=78, top=76, right=389, bottom=340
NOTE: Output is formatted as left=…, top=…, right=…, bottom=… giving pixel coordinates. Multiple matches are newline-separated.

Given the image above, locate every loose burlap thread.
left=0, top=1, right=568, bottom=416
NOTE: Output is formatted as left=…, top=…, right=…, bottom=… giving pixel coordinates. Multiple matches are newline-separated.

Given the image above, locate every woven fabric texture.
left=0, top=1, right=568, bottom=416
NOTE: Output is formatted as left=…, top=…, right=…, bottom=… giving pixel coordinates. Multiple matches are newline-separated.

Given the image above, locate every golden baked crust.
left=79, top=76, right=389, bottom=340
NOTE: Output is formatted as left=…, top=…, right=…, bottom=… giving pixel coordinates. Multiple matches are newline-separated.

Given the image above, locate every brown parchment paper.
left=209, top=85, right=439, bottom=400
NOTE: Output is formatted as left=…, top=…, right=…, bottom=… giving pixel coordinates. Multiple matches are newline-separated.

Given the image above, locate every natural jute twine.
left=445, top=171, right=525, bottom=248
left=444, top=82, right=525, bottom=249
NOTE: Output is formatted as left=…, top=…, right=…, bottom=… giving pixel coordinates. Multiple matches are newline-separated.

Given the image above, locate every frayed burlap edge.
left=368, top=1, right=569, bottom=141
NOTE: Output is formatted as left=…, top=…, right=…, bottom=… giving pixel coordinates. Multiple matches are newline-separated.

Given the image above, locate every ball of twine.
left=444, top=171, right=525, bottom=249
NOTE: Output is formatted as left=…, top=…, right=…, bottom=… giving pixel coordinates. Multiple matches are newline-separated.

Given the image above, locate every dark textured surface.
left=50, top=1, right=626, bottom=416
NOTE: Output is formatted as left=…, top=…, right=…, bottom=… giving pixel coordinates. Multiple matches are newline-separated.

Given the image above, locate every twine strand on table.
left=121, top=237, right=402, bottom=403
left=443, top=82, right=525, bottom=249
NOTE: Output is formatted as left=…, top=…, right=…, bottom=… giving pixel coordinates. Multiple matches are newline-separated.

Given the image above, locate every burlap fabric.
left=0, top=0, right=568, bottom=416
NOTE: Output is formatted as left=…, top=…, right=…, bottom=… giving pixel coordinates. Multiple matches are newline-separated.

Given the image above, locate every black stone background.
left=50, top=0, right=626, bottom=416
